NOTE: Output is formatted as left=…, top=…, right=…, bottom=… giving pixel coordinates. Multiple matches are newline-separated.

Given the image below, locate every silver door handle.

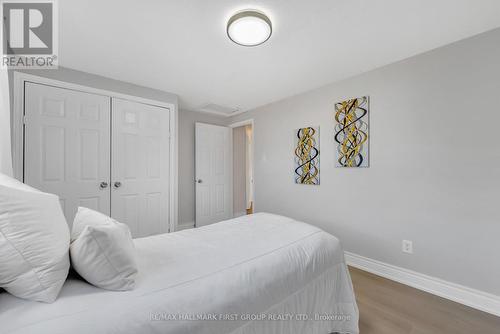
left=114, top=181, right=122, bottom=188
left=196, top=179, right=202, bottom=184
left=99, top=182, right=108, bottom=189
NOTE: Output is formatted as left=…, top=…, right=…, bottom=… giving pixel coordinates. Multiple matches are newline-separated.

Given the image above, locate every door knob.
left=114, top=181, right=122, bottom=188
left=99, top=182, right=108, bottom=189
left=196, top=179, right=202, bottom=184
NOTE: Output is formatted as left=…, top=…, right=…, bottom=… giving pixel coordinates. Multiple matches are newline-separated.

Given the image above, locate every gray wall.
left=178, top=110, right=228, bottom=226
left=230, top=28, right=500, bottom=295
left=233, top=126, right=247, bottom=216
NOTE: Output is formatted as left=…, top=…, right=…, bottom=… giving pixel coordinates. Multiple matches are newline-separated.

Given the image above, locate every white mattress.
left=0, top=213, right=359, bottom=334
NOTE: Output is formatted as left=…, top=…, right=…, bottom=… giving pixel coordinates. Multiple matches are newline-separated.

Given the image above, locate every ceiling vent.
left=197, top=103, right=239, bottom=116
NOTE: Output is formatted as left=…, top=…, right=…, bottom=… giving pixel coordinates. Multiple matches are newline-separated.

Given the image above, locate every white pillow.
left=0, top=174, right=70, bottom=303
left=71, top=206, right=122, bottom=241
left=70, top=207, right=137, bottom=290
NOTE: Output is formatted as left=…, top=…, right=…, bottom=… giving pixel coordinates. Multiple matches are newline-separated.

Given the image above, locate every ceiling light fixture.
left=227, top=10, right=272, bottom=46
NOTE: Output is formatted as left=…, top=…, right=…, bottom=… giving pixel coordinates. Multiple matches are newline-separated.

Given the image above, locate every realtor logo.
left=1, top=0, right=58, bottom=68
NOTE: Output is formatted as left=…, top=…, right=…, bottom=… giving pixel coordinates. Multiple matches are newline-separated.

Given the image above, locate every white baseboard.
left=345, top=251, right=500, bottom=317
left=176, top=221, right=195, bottom=231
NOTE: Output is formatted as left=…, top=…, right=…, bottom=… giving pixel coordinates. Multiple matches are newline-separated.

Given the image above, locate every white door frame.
left=12, top=71, right=179, bottom=232
left=229, top=118, right=255, bottom=212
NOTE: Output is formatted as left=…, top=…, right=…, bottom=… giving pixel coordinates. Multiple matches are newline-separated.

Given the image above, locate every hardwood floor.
left=349, top=266, right=500, bottom=334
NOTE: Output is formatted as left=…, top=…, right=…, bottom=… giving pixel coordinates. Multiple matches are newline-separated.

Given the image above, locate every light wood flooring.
left=349, top=266, right=500, bottom=334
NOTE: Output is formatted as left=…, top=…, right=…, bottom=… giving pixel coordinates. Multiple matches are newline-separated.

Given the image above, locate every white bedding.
left=0, top=213, right=359, bottom=334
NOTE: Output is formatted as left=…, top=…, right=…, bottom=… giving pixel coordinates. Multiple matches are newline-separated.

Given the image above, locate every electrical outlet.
left=402, top=240, right=413, bottom=254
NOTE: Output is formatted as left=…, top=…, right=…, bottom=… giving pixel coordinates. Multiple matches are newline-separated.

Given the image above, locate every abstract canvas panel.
left=294, top=126, right=320, bottom=185
left=334, top=96, right=369, bottom=167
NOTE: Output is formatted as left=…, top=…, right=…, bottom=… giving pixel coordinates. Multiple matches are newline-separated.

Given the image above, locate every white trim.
left=345, top=251, right=500, bottom=317
left=228, top=125, right=234, bottom=221
left=169, top=99, right=179, bottom=233
left=12, top=71, right=178, bottom=232
left=12, top=72, right=25, bottom=181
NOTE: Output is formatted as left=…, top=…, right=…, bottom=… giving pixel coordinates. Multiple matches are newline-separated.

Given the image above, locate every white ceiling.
left=59, top=0, right=500, bottom=115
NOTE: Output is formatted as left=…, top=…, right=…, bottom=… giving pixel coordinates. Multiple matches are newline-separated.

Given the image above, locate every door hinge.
left=23, top=115, right=27, bottom=124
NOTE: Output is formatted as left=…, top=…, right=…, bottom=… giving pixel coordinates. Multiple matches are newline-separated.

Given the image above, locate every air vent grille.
left=198, top=103, right=239, bottom=115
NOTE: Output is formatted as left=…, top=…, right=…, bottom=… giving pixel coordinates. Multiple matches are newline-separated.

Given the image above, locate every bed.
left=0, top=213, right=359, bottom=334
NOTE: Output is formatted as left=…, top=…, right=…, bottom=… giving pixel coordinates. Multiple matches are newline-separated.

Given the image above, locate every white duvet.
left=0, top=213, right=359, bottom=334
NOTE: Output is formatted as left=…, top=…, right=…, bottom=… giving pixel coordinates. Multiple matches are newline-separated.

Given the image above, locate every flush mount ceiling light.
left=227, top=10, right=272, bottom=46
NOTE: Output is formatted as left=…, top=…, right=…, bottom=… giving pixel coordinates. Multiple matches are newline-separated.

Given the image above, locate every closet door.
left=111, top=98, right=170, bottom=237
left=24, top=82, right=111, bottom=225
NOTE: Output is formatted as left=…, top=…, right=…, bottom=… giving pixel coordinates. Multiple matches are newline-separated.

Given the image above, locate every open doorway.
left=231, top=120, right=254, bottom=217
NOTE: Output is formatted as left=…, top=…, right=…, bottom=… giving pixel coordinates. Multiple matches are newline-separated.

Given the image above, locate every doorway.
left=231, top=120, right=254, bottom=217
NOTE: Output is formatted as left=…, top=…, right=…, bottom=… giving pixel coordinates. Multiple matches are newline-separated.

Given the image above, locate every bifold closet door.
left=24, top=82, right=111, bottom=224
left=111, top=98, right=170, bottom=237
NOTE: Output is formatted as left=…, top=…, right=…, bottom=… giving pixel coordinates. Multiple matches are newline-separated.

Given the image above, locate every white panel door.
left=195, top=123, right=232, bottom=227
left=111, top=98, right=170, bottom=237
left=24, top=82, right=111, bottom=225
